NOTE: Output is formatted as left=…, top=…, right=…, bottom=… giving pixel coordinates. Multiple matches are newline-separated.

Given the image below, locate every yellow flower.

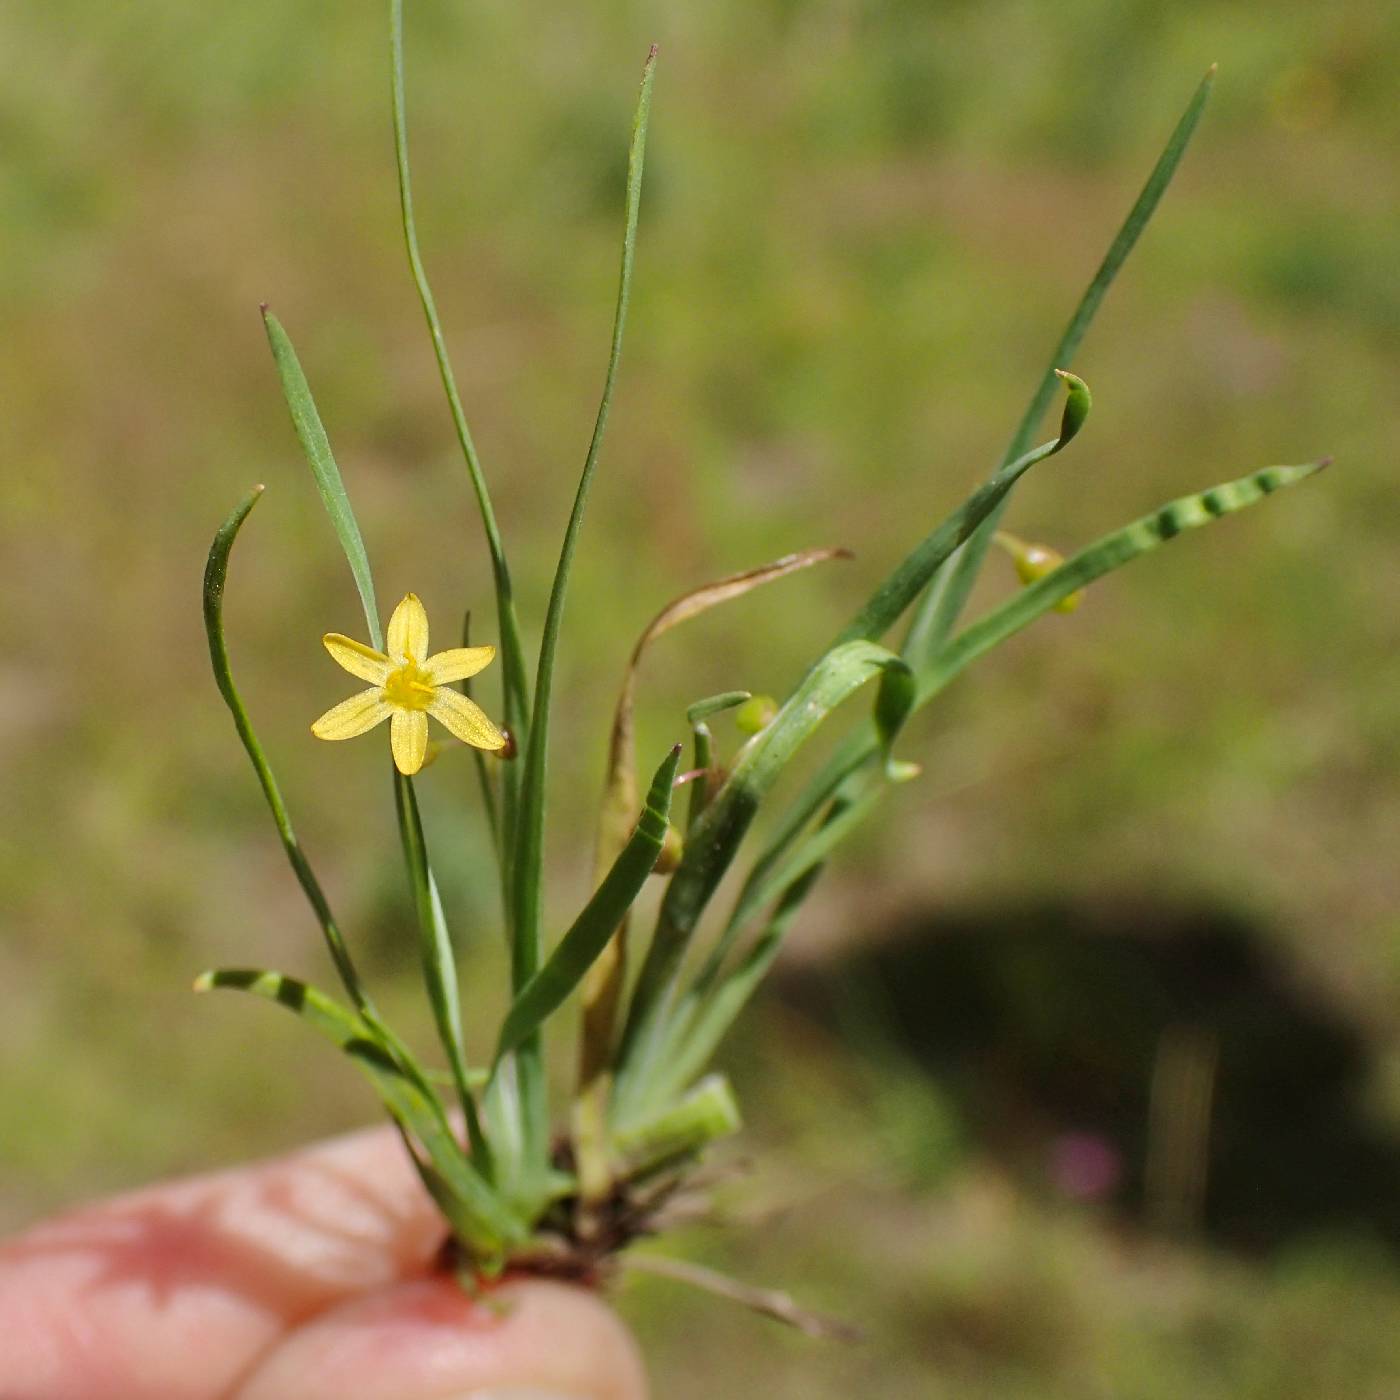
left=311, top=593, right=506, bottom=775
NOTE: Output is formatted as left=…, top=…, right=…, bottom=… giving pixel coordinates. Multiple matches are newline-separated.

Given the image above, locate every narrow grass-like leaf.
left=612, top=1074, right=742, bottom=1177
left=205, top=495, right=466, bottom=1148
left=642, top=868, right=823, bottom=1114
left=261, top=310, right=381, bottom=649
left=482, top=1059, right=528, bottom=1210
left=904, top=67, right=1216, bottom=665
left=696, top=773, right=887, bottom=999
left=204, top=486, right=372, bottom=1012
left=508, top=47, right=658, bottom=1188
left=926, top=460, right=1331, bottom=689
left=832, top=373, right=1090, bottom=649
left=496, top=744, right=681, bottom=1065
left=389, top=0, right=529, bottom=757
left=263, top=301, right=490, bottom=1177
left=462, top=611, right=503, bottom=880
left=582, top=548, right=846, bottom=1123
left=681, top=693, right=752, bottom=837
left=686, top=691, right=754, bottom=726
left=613, top=640, right=906, bottom=1124
left=394, top=771, right=491, bottom=1173
left=195, top=968, right=522, bottom=1256
left=738, top=457, right=1330, bottom=953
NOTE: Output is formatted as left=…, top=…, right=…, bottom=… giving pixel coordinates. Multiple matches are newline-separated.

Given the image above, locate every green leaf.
left=261, top=310, right=382, bottom=650
left=613, top=639, right=906, bottom=1124
left=904, top=67, right=1215, bottom=666
left=644, top=869, right=822, bottom=1112
left=203, top=486, right=371, bottom=1013
left=686, top=691, right=754, bottom=726
left=495, top=743, right=682, bottom=1065
left=394, top=772, right=492, bottom=1173
left=581, top=547, right=845, bottom=1117
left=612, top=1074, right=742, bottom=1178
left=927, top=460, right=1331, bottom=690
left=195, top=968, right=523, bottom=1257
left=695, top=772, right=887, bottom=1001
left=681, top=669, right=917, bottom=1042
left=831, top=372, right=1091, bottom=649
left=461, top=610, right=503, bottom=878
left=389, top=0, right=530, bottom=760
left=507, top=46, right=659, bottom=1185
left=744, top=457, right=1330, bottom=945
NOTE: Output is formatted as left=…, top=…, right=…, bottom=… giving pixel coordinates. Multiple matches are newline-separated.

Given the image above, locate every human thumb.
left=231, top=1275, right=649, bottom=1400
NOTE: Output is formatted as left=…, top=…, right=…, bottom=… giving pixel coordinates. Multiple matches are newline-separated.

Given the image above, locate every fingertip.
left=232, top=1275, right=648, bottom=1400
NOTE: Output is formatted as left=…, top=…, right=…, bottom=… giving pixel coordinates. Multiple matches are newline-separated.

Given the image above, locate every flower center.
left=382, top=658, right=435, bottom=711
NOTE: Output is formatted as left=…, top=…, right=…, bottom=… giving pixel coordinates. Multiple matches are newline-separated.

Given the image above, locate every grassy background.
left=3, top=0, right=1400, bottom=1391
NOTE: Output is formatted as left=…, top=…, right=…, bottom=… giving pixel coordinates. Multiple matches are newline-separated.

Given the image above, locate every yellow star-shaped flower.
left=311, top=593, right=506, bottom=775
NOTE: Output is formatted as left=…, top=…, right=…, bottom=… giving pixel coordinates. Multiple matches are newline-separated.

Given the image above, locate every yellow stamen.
left=382, top=659, right=437, bottom=711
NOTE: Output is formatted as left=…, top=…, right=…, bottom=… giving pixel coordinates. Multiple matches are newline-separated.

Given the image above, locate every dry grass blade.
left=594, top=546, right=852, bottom=882
left=579, top=548, right=851, bottom=1145
left=626, top=1252, right=865, bottom=1342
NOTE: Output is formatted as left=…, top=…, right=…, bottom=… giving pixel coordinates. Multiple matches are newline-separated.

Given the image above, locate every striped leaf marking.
left=196, top=969, right=525, bottom=1254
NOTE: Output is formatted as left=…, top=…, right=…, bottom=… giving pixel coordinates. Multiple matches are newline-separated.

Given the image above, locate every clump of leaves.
left=198, top=5, right=1324, bottom=1327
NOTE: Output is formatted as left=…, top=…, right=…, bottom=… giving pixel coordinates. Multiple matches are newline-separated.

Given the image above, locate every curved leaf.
left=743, top=458, right=1330, bottom=952
left=195, top=968, right=523, bottom=1255
left=928, top=460, right=1331, bottom=688
left=833, top=373, right=1090, bottom=649
left=203, top=486, right=370, bottom=1013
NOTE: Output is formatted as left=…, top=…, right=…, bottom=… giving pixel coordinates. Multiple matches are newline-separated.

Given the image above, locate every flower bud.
left=734, top=694, right=778, bottom=734
left=993, top=532, right=1083, bottom=613
left=654, top=821, right=684, bottom=874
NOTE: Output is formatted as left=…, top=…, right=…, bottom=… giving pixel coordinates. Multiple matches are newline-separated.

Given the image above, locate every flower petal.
left=391, top=708, right=429, bottom=774
left=427, top=687, right=506, bottom=751
left=311, top=688, right=392, bottom=741
left=387, top=593, right=429, bottom=664
left=322, top=633, right=391, bottom=684
left=422, top=644, right=496, bottom=686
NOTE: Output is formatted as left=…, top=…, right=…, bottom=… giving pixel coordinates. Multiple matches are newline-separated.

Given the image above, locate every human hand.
left=0, top=1126, right=647, bottom=1399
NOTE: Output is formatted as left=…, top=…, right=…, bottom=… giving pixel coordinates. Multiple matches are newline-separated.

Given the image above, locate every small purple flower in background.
left=1048, top=1131, right=1122, bottom=1201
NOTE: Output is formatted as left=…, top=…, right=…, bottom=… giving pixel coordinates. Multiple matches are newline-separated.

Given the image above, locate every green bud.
left=654, top=822, right=684, bottom=874
left=734, top=694, right=779, bottom=734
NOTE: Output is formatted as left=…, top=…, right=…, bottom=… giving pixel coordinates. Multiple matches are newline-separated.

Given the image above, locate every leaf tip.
left=1052, top=370, right=1092, bottom=447
left=192, top=971, right=214, bottom=993
left=646, top=42, right=659, bottom=63
left=258, top=301, right=271, bottom=317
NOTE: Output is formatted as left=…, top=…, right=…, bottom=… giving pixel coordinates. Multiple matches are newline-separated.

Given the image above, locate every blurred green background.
left=4, top=0, right=1400, bottom=1393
